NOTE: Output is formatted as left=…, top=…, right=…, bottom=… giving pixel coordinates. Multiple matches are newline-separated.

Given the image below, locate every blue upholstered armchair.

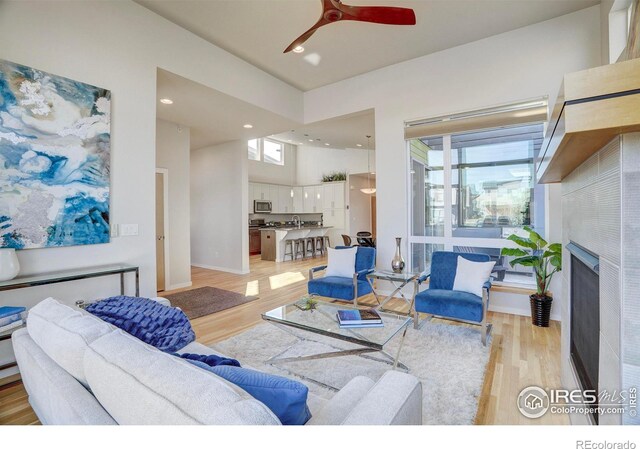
left=414, top=251, right=493, bottom=345
left=308, top=246, right=376, bottom=306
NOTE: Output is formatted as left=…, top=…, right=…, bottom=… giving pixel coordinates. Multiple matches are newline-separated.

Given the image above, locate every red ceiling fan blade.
left=284, top=0, right=416, bottom=53
left=283, top=17, right=331, bottom=53
left=336, top=4, right=416, bottom=26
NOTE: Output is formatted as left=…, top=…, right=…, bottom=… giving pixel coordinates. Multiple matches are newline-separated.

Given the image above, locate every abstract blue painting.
left=0, top=59, right=110, bottom=249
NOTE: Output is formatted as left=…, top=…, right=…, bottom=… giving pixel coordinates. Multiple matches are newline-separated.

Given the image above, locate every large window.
left=248, top=139, right=260, bottom=161
left=409, top=123, right=545, bottom=285
left=263, top=139, right=284, bottom=165
left=247, top=138, right=285, bottom=165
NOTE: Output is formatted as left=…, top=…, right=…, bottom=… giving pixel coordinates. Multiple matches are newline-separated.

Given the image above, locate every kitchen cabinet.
left=322, top=182, right=345, bottom=209
left=292, top=186, right=303, bottom=213
left=323, top=207, right=345, bottom=229
left=277, top=185, right=293, bottom=213
left=269, top=184, right=279, bottom=213
left=255, top=183, right=270, bottom=200
left=261, top=230, right=276, bottom=261
left=249, top=229, right=261, bottom=255
left=248, top=182, right=344, bottom=216
left=302, top=186, right=315, bottom=213
left=302, top=185, right=324, bottom=213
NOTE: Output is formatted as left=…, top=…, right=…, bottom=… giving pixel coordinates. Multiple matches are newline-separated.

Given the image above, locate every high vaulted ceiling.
left=157, top=69, right=375, bottom=150
left=137, top=0, right=598, bottom=91
left=271, top=110, right=375, bottom=149
left=156, top=69, right=297, bottom=150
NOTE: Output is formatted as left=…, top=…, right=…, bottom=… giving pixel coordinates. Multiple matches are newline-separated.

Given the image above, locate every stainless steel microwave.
left=254, top=200, right=272, bottom=213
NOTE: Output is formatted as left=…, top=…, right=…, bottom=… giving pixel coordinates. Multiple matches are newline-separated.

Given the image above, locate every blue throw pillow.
left=186, top=360, right=311, bottom=425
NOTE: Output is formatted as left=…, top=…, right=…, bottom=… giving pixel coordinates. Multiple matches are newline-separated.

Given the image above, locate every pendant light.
left=360, top=135, right=376, bottom=195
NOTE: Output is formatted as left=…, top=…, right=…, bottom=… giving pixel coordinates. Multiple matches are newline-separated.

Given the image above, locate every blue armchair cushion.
left=308, top=276, right=372, bottom=301
left=187, top=361, right=312, bottom=425
left=429, top=251, right=491, bottom=290
left=415, top=289, right=484, bottom=323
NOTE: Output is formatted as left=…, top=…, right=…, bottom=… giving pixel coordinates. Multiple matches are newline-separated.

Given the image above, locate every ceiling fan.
left=284, top=0, right=416, bottom=53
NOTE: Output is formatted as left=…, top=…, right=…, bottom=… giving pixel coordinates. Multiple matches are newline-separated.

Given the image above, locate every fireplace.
left=567, top=242, right=600, bottom=424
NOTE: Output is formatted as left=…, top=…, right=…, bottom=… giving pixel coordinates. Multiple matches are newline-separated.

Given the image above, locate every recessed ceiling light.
left=325, top=143, right=330, bottom=146
left=160, top=98, right=173, bottom=105
left=292, top=46, right=305, bottom=53
left=356, top=144, right=362, bottom=147
left=308, top=139, right=314, bottom=142
left=243, top=124, right=253, bottom=129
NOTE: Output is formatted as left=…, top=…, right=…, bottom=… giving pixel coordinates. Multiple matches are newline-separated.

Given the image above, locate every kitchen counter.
left=260, top=227, right=332, bottom=262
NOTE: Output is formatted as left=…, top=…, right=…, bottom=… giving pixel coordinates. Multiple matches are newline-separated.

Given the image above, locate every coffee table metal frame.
left=366, top=270, right=422, bottom=313
left=261, top=301, right=412, bottom=389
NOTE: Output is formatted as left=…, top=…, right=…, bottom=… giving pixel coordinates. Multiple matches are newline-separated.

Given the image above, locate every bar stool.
left=295, top=238, right=306, bottom=259
left=305, top=237, right=316, bottom=258
left=314, top=236, right=325, bottom=256
left=284, top=239, right=295, bottom=261
left=323, top=235, right=331, bottom=251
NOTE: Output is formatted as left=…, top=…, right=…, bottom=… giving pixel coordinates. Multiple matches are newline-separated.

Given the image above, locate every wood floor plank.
left=0, top=255, right=566, bottom=425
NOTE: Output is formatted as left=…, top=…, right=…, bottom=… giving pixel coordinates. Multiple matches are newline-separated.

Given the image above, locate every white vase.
left=0, top=248, right=20, bottom=281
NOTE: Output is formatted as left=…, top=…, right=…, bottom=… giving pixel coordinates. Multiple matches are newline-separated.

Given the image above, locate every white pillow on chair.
left=325, top=247, right=357, bottom=278
left=452, top=256, right=496, bottom=297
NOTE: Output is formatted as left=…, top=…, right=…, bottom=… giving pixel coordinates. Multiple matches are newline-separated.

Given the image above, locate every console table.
left=0, top=264, right=139, bottom=382
left=0, top=263, right=139, bottom=296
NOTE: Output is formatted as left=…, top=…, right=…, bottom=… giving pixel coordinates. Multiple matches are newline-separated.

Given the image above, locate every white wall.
left=304, top=6, right=601, bottom=318
left=0, top=0, right=301, bottom=308
left=297, top=146, right=374, bottom=185
left=248, top=142, right=297, bottom=184
left=156, top=119, right=192, bottom=290
left=191, top=141, right=249, bottom=274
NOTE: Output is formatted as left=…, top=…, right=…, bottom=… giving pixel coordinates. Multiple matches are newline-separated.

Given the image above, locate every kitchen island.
left=260, top=226, right=332, bottom=262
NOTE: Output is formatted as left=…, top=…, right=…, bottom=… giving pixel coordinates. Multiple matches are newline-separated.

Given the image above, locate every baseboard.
left=191, top=263, right=249, bottom=275
left=166, top=281, right=192, bottom=291
left=488, top=304, right=561, bottom=322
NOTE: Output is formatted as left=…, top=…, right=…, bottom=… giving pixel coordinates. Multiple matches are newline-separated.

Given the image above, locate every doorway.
left=155, top=169, right=169, bottom=292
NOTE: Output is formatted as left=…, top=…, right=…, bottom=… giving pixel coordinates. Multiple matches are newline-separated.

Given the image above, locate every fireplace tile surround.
left=561, top=133, right=640, bottom=425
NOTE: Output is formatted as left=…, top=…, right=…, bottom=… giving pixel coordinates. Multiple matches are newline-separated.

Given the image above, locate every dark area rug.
left=164, top=286, right=258, bottom=320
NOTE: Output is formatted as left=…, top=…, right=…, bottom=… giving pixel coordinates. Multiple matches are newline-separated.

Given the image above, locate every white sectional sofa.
left=13, top=298, right=423, bottom=425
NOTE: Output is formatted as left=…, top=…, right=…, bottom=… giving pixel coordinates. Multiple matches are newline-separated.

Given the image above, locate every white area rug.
left=211, top=318, right=493, bottom=425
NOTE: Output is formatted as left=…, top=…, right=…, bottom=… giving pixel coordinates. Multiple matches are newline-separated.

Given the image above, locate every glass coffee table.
left=262, top=299, right=412, bottom=373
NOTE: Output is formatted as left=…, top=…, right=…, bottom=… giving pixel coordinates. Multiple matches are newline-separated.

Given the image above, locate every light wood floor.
left=0, top=255, right=567, bottom=425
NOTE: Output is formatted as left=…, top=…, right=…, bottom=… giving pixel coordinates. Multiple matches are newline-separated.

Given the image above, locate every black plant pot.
left=530, top=294, right=552, bottom=327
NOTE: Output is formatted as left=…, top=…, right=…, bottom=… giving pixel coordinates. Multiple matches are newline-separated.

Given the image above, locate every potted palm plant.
left=501, top=226, right=562, bottom=327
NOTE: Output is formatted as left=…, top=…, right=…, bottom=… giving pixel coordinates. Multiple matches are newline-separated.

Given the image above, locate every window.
left=263, top=139, right=284, bottom=165
left=409, top=123, right=545, bottom=286
left=247, top=138, right=285, bottom=165
left=248, top=139, right=259, bottom=161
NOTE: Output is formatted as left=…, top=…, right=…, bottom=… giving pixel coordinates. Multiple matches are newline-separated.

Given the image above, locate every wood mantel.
left=536, top=58, right=640, bottom=183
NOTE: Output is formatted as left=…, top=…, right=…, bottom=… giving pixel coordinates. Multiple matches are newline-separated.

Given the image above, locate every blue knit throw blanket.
left=87, top=296, right=195, bottom=352
left=177, top=352, right=241, bottom=367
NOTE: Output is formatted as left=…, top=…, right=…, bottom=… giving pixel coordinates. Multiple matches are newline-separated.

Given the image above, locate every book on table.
left=0, top=319, right=24, bottom=333
left=336, top=308, right=383, bottom=328
left=0, top=306, right=26, bottom=328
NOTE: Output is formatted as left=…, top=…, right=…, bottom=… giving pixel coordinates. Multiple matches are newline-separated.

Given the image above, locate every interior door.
left=155, top=172, right=166, bottom=292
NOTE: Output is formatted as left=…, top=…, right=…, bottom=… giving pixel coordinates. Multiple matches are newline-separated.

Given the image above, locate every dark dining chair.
left=341, top=234, right=353, bottom=246
left=356, top=231, right=375, bottom=248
